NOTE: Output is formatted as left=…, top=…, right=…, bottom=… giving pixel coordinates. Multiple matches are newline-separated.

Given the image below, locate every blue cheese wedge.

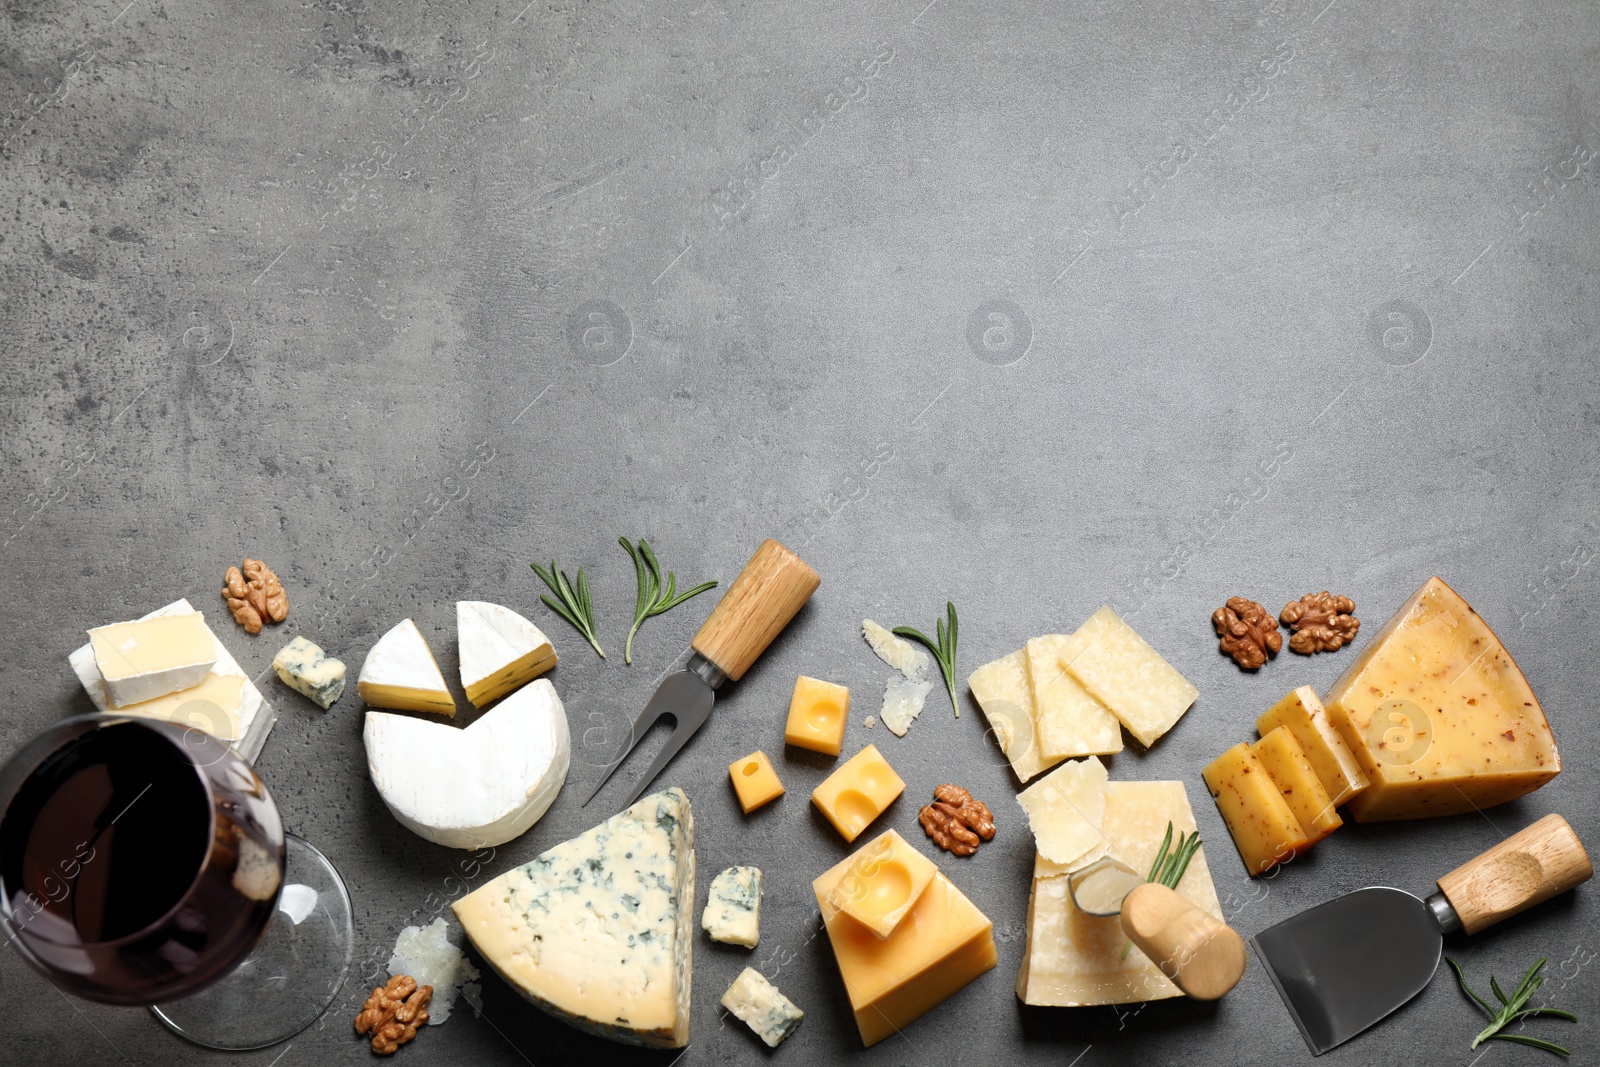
left=701, top=866, right=762, bottom=948
left=451, top=788, right=694, bottom=1048
left=721, top=967, right=803, bottom=1048
left=272, top=635, right=346, bottom=709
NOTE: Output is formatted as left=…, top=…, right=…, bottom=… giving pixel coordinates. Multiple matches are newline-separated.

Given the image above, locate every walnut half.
left=919, top=784, right=997, bottom=857
left=1212, top=596, right=1282, bottom=670
left=223, top=557, right=289, bottom=634
left=356, top=974, right=432, bottom=1055
left=1281, top=591, right=1360, bottom=654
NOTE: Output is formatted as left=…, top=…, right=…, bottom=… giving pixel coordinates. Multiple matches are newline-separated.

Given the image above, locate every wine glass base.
left=150, top=834, right=354, bottom=1050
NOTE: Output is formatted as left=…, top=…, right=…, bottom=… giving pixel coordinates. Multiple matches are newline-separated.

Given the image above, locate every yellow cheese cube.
left=827, top=829, right=938, bottom=939
left=1323, top=576, right=1561, bottom=821
left=967, top=649, right=1061, bottom=783
left=728, top=751, right=785, bottom=814
left=1015, top=780, right=1222, bottom=1006
left=1250, top=727, right=1342, bottom=844
left=1024, top=635, right=1123, bottom=758
left=811, top=745, right=905, bottom=842
left=1059, top=607, right=1197, bottom=747
left=1256, top=686, right=1369, bottom=806
left=784, top=675, right=850, bottom=756
left=1202, top=743, right=1311, bottom=876
left=814, top=853, right=996, bottom=1046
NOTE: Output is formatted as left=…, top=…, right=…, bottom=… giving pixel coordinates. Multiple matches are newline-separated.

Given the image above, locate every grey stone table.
left=2, top=0, right=1596, bottom=1064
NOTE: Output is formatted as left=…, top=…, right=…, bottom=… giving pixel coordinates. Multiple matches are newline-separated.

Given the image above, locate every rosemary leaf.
left=619, top=537, right=717, bottom=665
left=530, top=559, right=605, bottom=658
left=893, top=601, right=960, bottom=715
left=1451, top=957, right=1575, bottom=1056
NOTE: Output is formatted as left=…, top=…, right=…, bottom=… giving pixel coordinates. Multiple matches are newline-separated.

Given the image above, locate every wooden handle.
left=691, top=539, right=819, bottom=682
left=1436, top=813, right=1593, bottom=936
left=1120, top=883, right=1247, bottom=1001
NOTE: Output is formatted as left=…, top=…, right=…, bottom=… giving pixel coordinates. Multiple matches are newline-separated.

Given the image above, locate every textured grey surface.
left=2, top=0, right=1598, bottom=1064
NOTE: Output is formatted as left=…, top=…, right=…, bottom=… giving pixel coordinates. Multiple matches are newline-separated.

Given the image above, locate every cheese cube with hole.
left=1323, top=576, right=1560, bottom=821
left=1202, top=743, right=1311, bottom=875
left=784, top=675, right=850, bottom=755
left=88, top=611, right=217, bottom=707
left=1016, top=756, right=1109, bottom=873
left=1256, top=686, right=1368, bottom=806
left=827, top=829, right=937, bottom=939
left=728, top=751, right=784, bottom=813
left=721, top=967, right=803, bottom=1048
left=814, top=853, right=996, bottom=1046
left=811, top=745, right=904, bottom=842
left=359, top=618, right=456, bottom=717
left=702, top=866, right=762, bottom=948
left=1025, top=634, right=1123, bottom=758
left=1016, top=780, right=1221, bottom=1006
left=1058, top=607, right=1197, bottom=747
left=968, top=649, right=1060, bottom=783
left=452, top=788, right=694, bottom=1048
left=272, top=635, right=346, bottom=709
left=457, top=600, right=556, bottom=707
left=1250, top=727, right=1342, bottom=844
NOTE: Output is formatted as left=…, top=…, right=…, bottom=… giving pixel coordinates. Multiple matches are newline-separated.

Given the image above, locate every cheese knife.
left=1252, top=813, right=1592, bottom=1056
left=582, top=538, right=819, bottom=810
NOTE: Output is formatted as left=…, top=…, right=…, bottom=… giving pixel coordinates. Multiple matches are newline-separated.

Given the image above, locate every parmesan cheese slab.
left=968, top=650, right=1060, bottom=783
left=1058, top=607, right=1197, bottom=747
left=1016, top=780, right=1221, bottom=1007
left=1025, top=635, right=1123, bottom=758
left=1016, top=756, right=1108, bottom=869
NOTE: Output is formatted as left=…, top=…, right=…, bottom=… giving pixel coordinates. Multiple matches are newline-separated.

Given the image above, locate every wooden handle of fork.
left=691, top=540, right=819, bottom=682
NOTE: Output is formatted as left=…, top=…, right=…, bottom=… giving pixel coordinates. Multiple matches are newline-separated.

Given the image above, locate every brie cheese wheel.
left=88, top=612, right=217, bottom=707
left=456, top=601, right=556, bottom=707
left=359, top=618, right=456, bottom=717
left=364, top=678, right=570, bottom=849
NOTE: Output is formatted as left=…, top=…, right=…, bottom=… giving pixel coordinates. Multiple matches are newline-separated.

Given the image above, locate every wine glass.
left=0, top=714, right=353, bottom=1050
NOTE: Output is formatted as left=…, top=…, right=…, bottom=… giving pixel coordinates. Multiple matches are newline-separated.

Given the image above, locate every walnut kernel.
left=356, top=975, right=432, bottom=1055
left=1281, top=591, right=1360, bottom=654
left=919, top=784, right=996, bottom=857
left=1212, top=596, right=1282, bottom=669
left=223, top=558, right=288, bottom=634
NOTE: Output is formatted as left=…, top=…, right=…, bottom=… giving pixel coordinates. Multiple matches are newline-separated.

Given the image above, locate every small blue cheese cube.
left=721, top=967, right=803, bottom=1048
left=702, top=865, right=761, bottom=948
left=272, top=636, right=346, bottom=709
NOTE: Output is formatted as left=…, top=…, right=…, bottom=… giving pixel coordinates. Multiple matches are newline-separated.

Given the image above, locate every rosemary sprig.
left=893, top=601, right=959, bottom=715
left=530, top=559, right=605, bottom=658
left=1122, top=821, right=1202, bottom=959
left=1449, top=957, right=1576, bottom=1056
left=619, top=537, right=718, bottom=665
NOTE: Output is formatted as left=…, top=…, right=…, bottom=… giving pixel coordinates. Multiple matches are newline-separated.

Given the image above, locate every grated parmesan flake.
left=388, top=917, right=482, bottom=1025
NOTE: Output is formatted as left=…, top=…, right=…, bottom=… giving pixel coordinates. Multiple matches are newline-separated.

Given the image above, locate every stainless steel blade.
left=1066, top=856, right=1145, bottom=917
left=1251, top=887, right=1442, bottom=1056
left=581, top=669, right=716, bottom=808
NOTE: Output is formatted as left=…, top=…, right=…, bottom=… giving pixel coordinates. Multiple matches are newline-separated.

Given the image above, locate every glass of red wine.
left=0, top=714, right=353, bottom=1050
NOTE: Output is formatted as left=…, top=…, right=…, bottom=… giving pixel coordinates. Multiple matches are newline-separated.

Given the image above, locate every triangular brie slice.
left=364, top=678, right=570, bottom=848
left=453, top=788, right=695, bottom=1049
left=358, top=618, right=455, bottom=716
left=456, top=601, right=556, bottom=707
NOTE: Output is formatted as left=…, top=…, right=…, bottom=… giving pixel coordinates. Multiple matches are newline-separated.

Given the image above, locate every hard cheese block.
left=1256, top=686, right=1368, bottom=806
left=69, top=598, right=276, bottom=761
left=1323, top=576, right=1560, bottom=821
left=1016, top=780, right=1222, bottom=1006
left=828, top=829, right=938, bottom=940
left=365, top=678, right=569, bottom=849
left=88, top=611, right=217, bottom=707
left=1202, top=743, right=1311, bottom=875
left=722, top=967, right=803, bottom=1048
left=968, top=650, right=1058, bottom=783
left=702, top=866, right=762, bottom=948
left=814, top=854, right=996, bottom=1046
left=453, top=788, right=694, bottom=1048
left=1025, top=635, right=1123, bottom=758
left=1059, top=607, right=1197, bottom=747
left=1251, top=727, right=1342, bottom=844
left=457, top=600, right=556, bottom=708
left=1016, top=756, right=1108, bottom=872
left=359, top=618, right=456, bottom=717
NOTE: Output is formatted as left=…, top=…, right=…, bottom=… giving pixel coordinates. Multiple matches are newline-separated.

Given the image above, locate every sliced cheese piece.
left=364, top=678, right=569, bottom=849
left=456, top=601, right=556, bottom=708
left=1016, top=780, right=1221, bottom=1006
left=702, top=865, right=762, bottom=948
left=1016, top=756, right=1109, bottom=869
left=1202, top=743, right=1311, bottom=875
left=968, top=650, right=1059, bottom=783
left=359, top=618, right=456, bottom=717
left=108, top=673, right=246, bottom=742
left=1256, top=686, right=1369, bottom=806
left=1251, top=726, right=1342, bottom=844
left=1025, top=634, right=1123, bottom=758
left=862, top=619, right=930, bottom=680
left=880, top=674, right=934, bottom=737
left=721, top=967, right=803, bottom=1048
left=68, top=598, right=276, bottom=760
left=1323, top=576, right=1560, bottom=821
left=88, top=612, right=217, bottom=707
left=452, top=788, right=694, bottom=1049
left=1059, top=607, right=1197, bottom=747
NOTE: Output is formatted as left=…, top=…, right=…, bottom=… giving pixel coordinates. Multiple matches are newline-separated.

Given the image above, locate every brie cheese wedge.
left=456, top=601, right=556, bottom=707
left=364, top=678, right=570, bottom=849
left=88, top=611, right=217, bottom=707
left=358, top=618, right=456, bottom=717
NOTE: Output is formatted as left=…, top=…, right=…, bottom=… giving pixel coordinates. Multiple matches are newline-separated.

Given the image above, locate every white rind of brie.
left=456, top=600, right=556, bottom=707
left=364, top=678, right=571, bottom=849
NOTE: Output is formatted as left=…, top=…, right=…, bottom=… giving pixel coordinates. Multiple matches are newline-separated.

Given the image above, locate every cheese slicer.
left=582, top=539, right=819, bottom=810
left=1252, top=813, right=1592, bottom=1055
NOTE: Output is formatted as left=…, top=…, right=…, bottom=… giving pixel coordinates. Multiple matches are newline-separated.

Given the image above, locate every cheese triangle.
left=358, top=618, right=455, bottom=717
left=456, top=601, right=556, bottom=707
left=453, top=789, right=695, bottom=1048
